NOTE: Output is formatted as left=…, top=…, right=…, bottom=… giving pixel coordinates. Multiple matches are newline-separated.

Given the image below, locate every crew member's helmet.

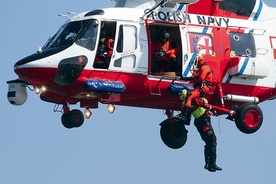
left=194, top=55, right=205, bottom=68
left=100, top=28, right=111, bottom=38
left=158, top=30, right=170, bottom=39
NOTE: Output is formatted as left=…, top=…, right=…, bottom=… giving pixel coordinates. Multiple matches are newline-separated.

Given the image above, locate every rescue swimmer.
left=179, top=55, right=221, bottom=172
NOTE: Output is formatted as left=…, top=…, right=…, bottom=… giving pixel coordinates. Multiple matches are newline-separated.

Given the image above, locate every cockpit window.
left=43, top=20, right=91, bottom=49
left=75, top=19, right=99, bottom=51
left=219, top=0, right=256, bottom=17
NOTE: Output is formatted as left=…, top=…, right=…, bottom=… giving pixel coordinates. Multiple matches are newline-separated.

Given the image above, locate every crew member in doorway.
left=94, top=28, right=114, bottom=69
left=151, top=30, right=179, bottom=73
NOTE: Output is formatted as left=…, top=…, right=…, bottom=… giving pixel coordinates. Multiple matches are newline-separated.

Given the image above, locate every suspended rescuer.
left=180, top=55, right=222, bottom=172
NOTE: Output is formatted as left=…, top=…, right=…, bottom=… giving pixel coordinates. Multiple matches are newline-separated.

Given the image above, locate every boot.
left=204, top=158, right=216, bottom=172
left=204, top=146, right=216, bottom=172
left=177, top=106, right=191, bottom=125
left=209, top=147, right=222, bottom=171
left=209, top=158, right=222, bottom=171
left=204, top=146, right=222, bottom=172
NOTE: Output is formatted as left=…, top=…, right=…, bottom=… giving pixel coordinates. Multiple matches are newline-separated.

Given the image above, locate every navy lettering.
left=197, top=16, right=206, bottom=25
left=214, top=18, right=222, bottom=26
left=208, top=17, right=215, bottom=25
left=223, top=18, right=229, bottom=27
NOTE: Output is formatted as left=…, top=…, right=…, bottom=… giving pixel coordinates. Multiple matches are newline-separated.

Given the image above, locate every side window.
left=187, top=32, right=214, bottom=55
left=229, top=33, right=256, bottom=57
left=114, top=24, right=137, bottom=69
left=116, top=25, right=137, bottom=53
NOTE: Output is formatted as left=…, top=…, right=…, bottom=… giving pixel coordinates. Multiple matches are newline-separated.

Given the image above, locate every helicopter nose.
left=14, top=51, right=44, bottom=71
left=14, top=59, right=39, bottom=70
left=14, top=58, right=42, bottom=85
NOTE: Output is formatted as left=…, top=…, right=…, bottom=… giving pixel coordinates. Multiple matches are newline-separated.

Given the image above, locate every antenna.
left=58, top=14, right=71, bottom=20
left=67, top=11, right=80, bottom=19
left=58, top=12, right=79, bottom=20
left=143, top=0, right=168, bottom=19
left=67, top=11, right=78, bottom=15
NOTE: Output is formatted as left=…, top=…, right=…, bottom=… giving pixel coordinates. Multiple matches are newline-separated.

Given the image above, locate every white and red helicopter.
left=7, top=0, right=276, bottom=149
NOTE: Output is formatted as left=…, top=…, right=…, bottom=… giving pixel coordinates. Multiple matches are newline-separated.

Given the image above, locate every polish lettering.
left=148, top=11, right=230, bottom=27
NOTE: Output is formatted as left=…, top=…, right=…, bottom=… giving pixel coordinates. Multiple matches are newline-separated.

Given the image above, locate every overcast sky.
left=1, top=0, right=276, bottom=183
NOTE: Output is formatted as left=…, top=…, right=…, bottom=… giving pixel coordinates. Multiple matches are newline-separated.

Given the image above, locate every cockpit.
left=42, top=19, right=99, bottom=51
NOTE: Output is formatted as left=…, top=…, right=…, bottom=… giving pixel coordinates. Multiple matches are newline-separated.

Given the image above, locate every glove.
left=154, top=51, right=166, bottom=57
left=207, top=106, right=217, bottom=116
left=180, top=76, right=193, bottom=81
left=159, top=51, right=166, bottom=57
left=97, top=52, right=107, bottom=58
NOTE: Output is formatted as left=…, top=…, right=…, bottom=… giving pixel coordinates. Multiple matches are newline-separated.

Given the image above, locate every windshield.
left=75, top=19, right=99, bottom=51
left=43, top=19, right=98, bottom=50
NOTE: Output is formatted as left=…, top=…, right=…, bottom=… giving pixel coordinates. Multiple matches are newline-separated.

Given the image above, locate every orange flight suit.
left=151, top=39, right=179, bottom=72
left=184, top=63, right=213, bottom=107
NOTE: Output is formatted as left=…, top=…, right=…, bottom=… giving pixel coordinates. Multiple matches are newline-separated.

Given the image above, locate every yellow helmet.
left=194, top=55, right=205, bottom=69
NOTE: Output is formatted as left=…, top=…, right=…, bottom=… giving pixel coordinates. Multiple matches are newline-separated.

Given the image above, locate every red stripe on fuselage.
left=15, top=67, right=276, bottom=112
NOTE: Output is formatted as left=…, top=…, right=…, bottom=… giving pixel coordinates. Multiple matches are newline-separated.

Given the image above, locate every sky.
left=1, top=0, right=276, bottom=183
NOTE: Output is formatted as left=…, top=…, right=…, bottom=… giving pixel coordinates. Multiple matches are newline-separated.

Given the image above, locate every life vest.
left=181, top=88, right=208, bottom=118
left=190, top=98, right=208, bottom=119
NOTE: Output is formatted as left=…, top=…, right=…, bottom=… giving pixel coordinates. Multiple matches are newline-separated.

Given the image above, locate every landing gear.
left=61, top=109, right=84, bottom=129
left=235, top=103, right=263, bottom=134
left=160, top=117, right=188, bottom=149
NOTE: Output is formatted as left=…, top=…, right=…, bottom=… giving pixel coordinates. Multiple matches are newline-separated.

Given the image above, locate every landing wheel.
left=61, top=109, right=84, bottom=129
left=235, top=103, right=263, bottom=134
left=160, top=117, right=188, bottom=149
left=61, top=113, right=73, bottom=129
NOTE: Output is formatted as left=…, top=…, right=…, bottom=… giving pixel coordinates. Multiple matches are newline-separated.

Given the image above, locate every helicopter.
left=7, top=0, right=276, bottom=149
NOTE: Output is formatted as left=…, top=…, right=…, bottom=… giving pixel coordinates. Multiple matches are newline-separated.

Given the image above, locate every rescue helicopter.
left=7, top=0, right=276, bottom=149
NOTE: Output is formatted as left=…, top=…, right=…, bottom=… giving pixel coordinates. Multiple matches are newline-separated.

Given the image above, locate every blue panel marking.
left=253, top=0, right=263, bottom=21
left=237, top=57, right=249, bottom=75
left=183, top=53, right=197, bottom=77
left=226, top=75, right=233, bottom=83
left=225, top=57, right=250, bottom=83
left=202, top=27, right=208, bottom=34
left=183, top=27, right=209, bottom=77
left=177, top=4, right=184, bottom=11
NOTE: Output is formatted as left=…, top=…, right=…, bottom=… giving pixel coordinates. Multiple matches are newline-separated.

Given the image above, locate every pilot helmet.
left=100, top=28, right=110, bottom=38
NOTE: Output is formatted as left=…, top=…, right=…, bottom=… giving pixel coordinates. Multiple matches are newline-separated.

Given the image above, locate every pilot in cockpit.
left=93, top=28, right=114, bottom=69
